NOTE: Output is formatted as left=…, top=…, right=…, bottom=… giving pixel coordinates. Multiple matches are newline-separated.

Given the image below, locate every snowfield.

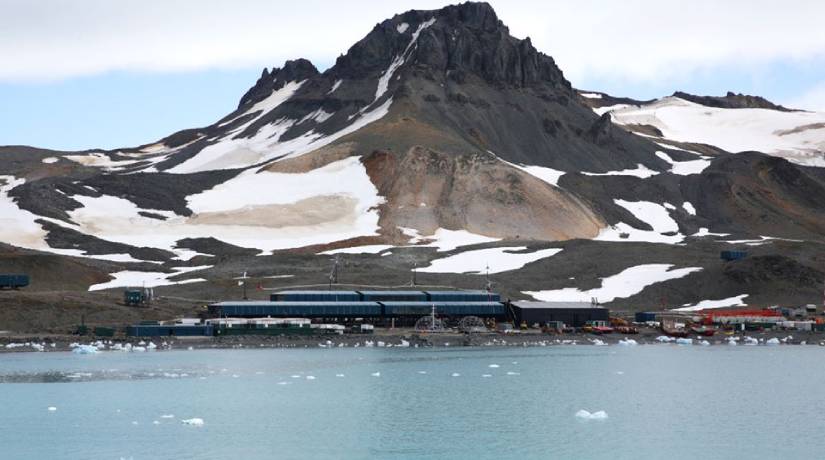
left=400, top=227, right=500, bottom=252
left=674, top=294, right=749, bottom=311
left=582, top=164, right=659, bottom=178
left=418, top=246, right=563, bottom=274
left=67, top=157, right=384, bottom=255
left=525, top=264, right=702, bottom=303
left=654, top=150, right=711, bottom=175
left=88, top=266, right=212, bottom=291
left=609, top=96, right=825, bottom=167
left=595, top=199, right=685, bottom=244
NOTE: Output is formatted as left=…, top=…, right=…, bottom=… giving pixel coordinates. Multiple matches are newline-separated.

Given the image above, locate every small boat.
left=592, top=326, right=614, bottom=335
left=690, top=325, right=716, bottom=337
left=661, top=319, right=689, bottom=337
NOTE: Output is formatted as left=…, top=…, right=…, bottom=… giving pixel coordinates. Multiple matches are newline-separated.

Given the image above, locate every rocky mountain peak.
left=238, top=58, right=319, bottom=108
left=329, top=1, right=569, bottom=91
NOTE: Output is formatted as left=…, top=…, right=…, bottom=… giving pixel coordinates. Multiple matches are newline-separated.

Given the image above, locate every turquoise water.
left=0, top=345, right=822, bottom=459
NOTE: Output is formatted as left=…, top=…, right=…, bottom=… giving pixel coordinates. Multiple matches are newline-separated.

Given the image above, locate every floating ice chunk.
left=160, top=414, right=174, bottom=419
left=743, top=337, right=759, bottom=346
left=398, top=339, right=410, bottom=347
left=575, top=410, right=608, bottom=420
left=675, top=338, right=693, bottom=345
left=618, top=338, right=638, bottom=346
left=482, top=374, right=492, bottom=378
left=72, top=344, right=99, bottom=354
left=616, top=371, right=625, bottom=375
left=506, top=371, right=520, bottom=376
left=591, top=339, right=607, bottom=346
left=132, top=346, right=146, bottom=352
left=335, top=374, right=345, bottom=378
left=766, top=337, right=780, bottom=346
left=290, top=375, right=301, bottom=379
left=727, top=338, right=738, bottom=346
left=181, top=418, right=204, bottom=426
left=417, top=371, right=427, bottom=374
left=306, top=375, right=316, bottom=380
left=656, top=336, right=675, bottom=342
left=699, top=340, right=711, bottom=346
left=451, top=373, right=461, bottom=377
left=488, top=364, right=500, bottom=368
left=371, top=372, right=381, bottom=377
left=377, top=341, right=386, bottom=347
left=147, top=342, right=157, bottom=350
left=47, top=406, right=57, bottom=412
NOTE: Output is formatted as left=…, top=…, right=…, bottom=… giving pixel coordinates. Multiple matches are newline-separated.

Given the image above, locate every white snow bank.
left=692, top=227, right=730, bottom=237
left=595, top=200, right=685, bottom=245
left=495, top=155, right=566, bottom=187
left=419, top=246, right=562, bottom=274
left=580, top=93, right=602, bottom=99
left=673, top=294, right=749, bottom=311
left=654, top=150, right=711, bottom=175
left=88, top=266, right=211, bottom=291
left=582, top=163, right=659, bottom=178
left=614, top=200, right=679, bottom=233
left=42, top=157, right=58, bottom=164
left=396, top=22, right=409, bottom=33
left=609, top=96, right=825, bottom=167
left=575, top=410, right=608, bottom=420
left=682, top=202, right=696, bottom=216
left=525, top=264, right=701, bottom=303
left=401, top=227, right=500, bottom=252
left=319, top=245, right=393, bottom=255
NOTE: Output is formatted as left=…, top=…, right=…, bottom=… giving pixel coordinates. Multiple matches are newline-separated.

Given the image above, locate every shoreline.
left=2, top=329, right=824, bottom=353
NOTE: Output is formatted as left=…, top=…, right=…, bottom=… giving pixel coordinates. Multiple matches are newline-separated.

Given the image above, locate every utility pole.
left=411, top=261, right=417, bottom=286
left=240, top=270, right=248, bottom=300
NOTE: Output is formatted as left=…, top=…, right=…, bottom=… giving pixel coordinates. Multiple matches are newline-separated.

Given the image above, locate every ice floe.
left=181, top=418, right=204, bottom=426
left=618, top=338, right=638, bottom=346
left=575, top=410, right=608, bottom=420
left=525, top=264, right=701, bottom=303
left=418, top=246, right=562, bottom=274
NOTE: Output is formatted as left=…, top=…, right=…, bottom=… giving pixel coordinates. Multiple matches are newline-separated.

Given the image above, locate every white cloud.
left=785, top=81, right=825, bottom=112
left=2, top=0, right=825, bottom=86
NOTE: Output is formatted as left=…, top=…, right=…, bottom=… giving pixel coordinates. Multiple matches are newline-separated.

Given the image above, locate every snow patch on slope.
left=582, top=164, right=659, bottom=178
left=674, top=294, right=749, bottom=311
left=67, top=157, right=384, bottom=255
left=401, top=227, right=500, bottom=252
left=419, top=246, right=563, bottom=274
left=610, top=97, right=825, bottom=167
left=524, top=264, right=702, bottom=303
left=654, top=151, right=711, bottom=175
left=88, top=266, right=212, bottom=291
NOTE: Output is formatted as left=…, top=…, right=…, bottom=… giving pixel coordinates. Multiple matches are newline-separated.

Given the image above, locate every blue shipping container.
left=0, top=274, right=29, bottom=289
left=425, top=291, right=501, bottom=302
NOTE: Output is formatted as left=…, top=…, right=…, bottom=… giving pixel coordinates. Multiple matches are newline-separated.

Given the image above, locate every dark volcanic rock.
left=238, top=59, right=320, bottom=108
left=673, top=91, right=795, bottom=112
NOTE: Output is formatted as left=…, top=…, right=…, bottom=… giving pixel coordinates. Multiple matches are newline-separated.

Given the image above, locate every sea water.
left=0, top=345, right=821, bottom=459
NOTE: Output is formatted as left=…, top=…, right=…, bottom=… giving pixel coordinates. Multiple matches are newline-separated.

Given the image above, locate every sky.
left=2, top=0, right=825, bottom=150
